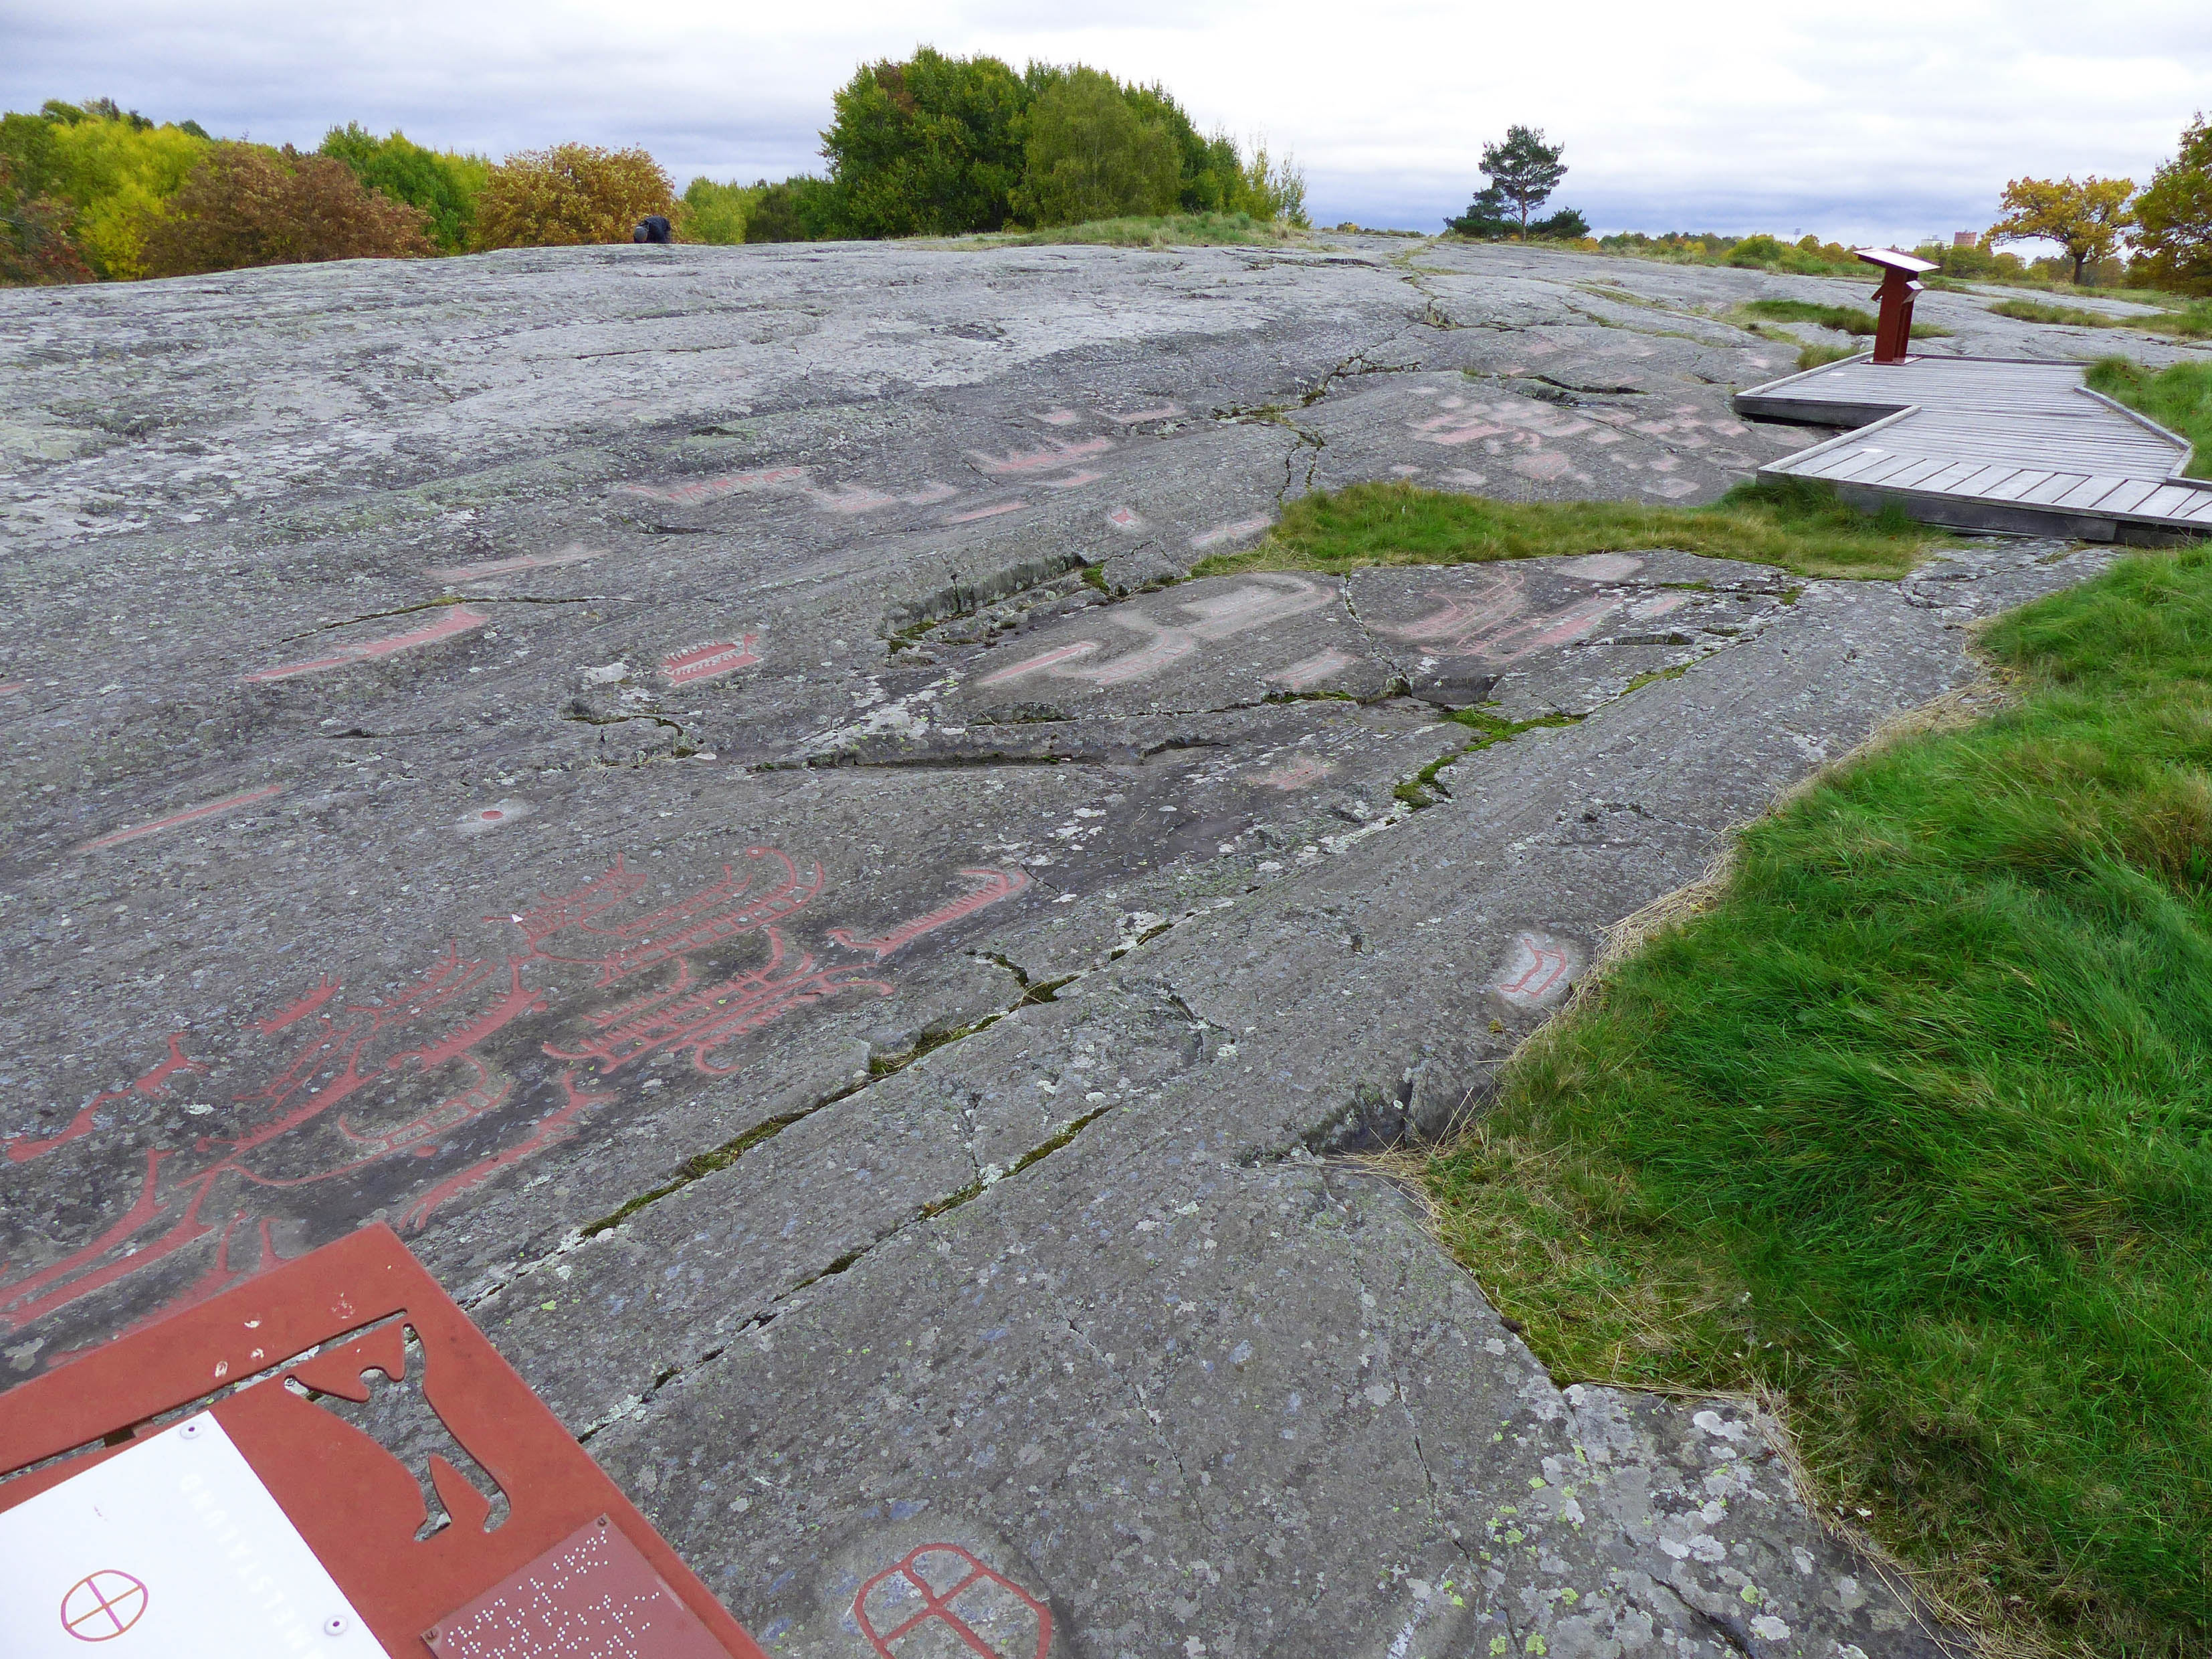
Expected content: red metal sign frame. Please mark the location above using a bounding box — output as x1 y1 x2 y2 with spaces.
0 1224 767 1659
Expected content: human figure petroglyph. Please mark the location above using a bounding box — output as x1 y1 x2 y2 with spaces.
0 848 1025 1343
977 575 1332 689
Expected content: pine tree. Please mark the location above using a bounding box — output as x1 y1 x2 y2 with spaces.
1479 125 1567 238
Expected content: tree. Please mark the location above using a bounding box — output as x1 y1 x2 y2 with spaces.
319 123 488 252
140 143 435 276
1479 124 1568 237
1988 175 2136 286
20 106 208 278
1446 183 1514 238
0 157 92 285
821 49 1029 237
743 175 844 243
682 177 761 245
1014 66 1181 227
2134 114 2212 296
472 144 675 250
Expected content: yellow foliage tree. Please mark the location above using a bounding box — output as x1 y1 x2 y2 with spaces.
47 116 207 278
1988 175 2136 286
471 144 676 250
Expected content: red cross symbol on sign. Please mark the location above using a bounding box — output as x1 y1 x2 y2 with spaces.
60 1572 148 1642
852 1544 1049 1659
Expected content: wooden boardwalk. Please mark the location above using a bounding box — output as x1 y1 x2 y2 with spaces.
1734 355 2212 542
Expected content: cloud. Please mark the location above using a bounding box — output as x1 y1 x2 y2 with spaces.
3 0 2206 238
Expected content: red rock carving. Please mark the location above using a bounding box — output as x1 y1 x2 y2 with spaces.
853 1543 1051 1659
5 1032 207 1164
79 784 285 852
828 868 1031 960
0 847 919 1344
660 636 761 686
242 608 487 684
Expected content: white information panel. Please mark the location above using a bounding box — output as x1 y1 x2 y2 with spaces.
0 1412 383 1658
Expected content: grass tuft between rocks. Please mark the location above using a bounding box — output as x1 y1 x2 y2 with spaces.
943 211 1300 250
1191 476 1946 583
1423 545 2212 1658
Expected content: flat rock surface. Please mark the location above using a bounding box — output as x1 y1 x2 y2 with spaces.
0 237 2138 1657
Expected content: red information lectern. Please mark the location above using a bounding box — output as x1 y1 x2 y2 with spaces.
0 1224 769 1659
1855 246 1939 364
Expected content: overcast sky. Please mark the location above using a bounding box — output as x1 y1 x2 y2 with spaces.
5 0 2207 243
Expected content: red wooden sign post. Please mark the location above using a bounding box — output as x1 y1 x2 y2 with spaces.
1856 247 1939 364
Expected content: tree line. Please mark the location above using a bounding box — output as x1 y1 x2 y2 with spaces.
0 53 1309 284
1981 116 2210 292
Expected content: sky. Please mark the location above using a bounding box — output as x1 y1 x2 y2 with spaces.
5 0 2209 245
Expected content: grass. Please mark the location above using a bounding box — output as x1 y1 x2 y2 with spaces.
947 211 1299 250
1422 546 2212 1657
1737 298 1952 339
1190 476 1948 584
1991 297 2212 340
2087 357 2212 479
1797 341 1859 371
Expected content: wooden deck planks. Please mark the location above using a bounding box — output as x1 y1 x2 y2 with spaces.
1736 357 2206 536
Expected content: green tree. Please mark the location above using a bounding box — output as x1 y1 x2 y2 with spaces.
1989 174 2137 285
2135 114 2212 296
1447 183 1514 237
1478 124 1568 237
1014 66 1180 227
318 123 488 252
742 175 845 242
821 48 1028 237
682 177 761 244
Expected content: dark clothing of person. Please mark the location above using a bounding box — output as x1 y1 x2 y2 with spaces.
633 216 672 244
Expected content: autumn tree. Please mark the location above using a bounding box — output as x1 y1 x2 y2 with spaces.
2134 114 2212 296
140 143 435 277
0 157 92 284
1479 125 1568 238
471 144 675 250
1988 175 2136 286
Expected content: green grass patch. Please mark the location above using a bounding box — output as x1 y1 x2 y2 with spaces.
1990 296 2122 328
1993 296 2212 342
948 211 1298 250
1738 298 1952 340
1796 341 1859 371
1424 546 2212 1656
2088 357 2212 479
1190 477 1944 584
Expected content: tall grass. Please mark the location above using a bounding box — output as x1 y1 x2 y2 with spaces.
2088 357 2212 478
1426 547 2212 1656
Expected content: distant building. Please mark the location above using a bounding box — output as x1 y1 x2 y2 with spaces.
1954 231 1978 248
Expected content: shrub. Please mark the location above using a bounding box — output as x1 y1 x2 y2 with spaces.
472 144 675 250
682 177 759 245
140 142 435 277
1530 205 1589 239
318 123 487 252
1015 66 1181 227
1726 232 1785 266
